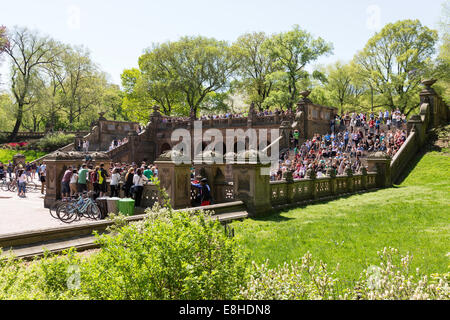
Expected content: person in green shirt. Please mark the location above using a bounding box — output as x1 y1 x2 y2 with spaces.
293 129 300 147
143 166 153 180
77 164 89 193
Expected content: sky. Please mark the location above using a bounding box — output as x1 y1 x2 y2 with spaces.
0 0 446 89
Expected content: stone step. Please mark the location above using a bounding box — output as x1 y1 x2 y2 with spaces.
1 234 98 260
0 201 249 260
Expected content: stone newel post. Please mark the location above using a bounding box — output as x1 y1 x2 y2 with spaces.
366 152 392 188
155 151 191 209
231 151 271 217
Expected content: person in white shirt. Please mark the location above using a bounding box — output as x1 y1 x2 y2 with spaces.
110 168 121 197
132 168 148 207
17 169 27 197
69 169 78 196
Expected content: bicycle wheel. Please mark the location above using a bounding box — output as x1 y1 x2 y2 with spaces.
26 182 38 193
87 203 102 220
56 202 79 223
8 182 17 192
49 201 61 219
0 181 9 191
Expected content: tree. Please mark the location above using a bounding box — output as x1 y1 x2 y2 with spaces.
139 36 239 118
3 27 61 140
263 25 333 110
233 32 279 111
354 19 438 115
434 0 450 102
0 25 8 79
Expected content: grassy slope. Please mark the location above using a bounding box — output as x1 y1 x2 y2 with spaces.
232 150 450 281
0 149 47 163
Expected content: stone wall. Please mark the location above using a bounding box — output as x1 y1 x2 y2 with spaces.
390 80 449 183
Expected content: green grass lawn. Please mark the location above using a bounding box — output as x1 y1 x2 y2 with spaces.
0 149 47 163
232 150 450 282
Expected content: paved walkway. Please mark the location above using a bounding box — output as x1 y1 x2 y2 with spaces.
0 179 89 236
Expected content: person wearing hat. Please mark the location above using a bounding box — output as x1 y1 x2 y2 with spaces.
191 178 212 207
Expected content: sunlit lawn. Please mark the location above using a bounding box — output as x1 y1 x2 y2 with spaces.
0 149 47 163
232 150 450 281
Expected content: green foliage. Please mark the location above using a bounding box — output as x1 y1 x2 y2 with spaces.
136 36 239 118
0 209 249 299
232 32 279 110
0 149 47 163
35 132 75 152
263 25 333 110
232 150 450 281
353 19 438 115
241 248 449 300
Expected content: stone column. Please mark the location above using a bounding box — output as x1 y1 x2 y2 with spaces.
366 152 392 188
155 152 191 209
43 151 112 208
231 154 271 217
361 166 368 190
306 168 317 199
345 166 354 193
13 153 26 167
327 168 337 195
282 170 294 203
419 79 439 128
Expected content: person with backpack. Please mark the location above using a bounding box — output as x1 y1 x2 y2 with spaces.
77 164 89 193
97 163 109 197
91 166 100 198
191 178 212 207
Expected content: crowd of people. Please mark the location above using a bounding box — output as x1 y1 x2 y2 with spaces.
0 161 47 197
271 110 408 181
159 108 295 123
59 161 159 207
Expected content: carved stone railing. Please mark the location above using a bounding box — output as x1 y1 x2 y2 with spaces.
269 172 378 208
141 183 160 208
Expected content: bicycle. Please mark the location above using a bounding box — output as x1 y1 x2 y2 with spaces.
56 192 101 223
0 177 11 192
49 196 74 220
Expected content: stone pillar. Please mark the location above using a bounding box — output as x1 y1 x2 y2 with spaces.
13 153 26 167
361 166 368 190
43 151 112 208
345 166 354 193
282 170 294 203
155 152 191 209
306 168 317 199
366 152 392 188
232 156 271 217
279 121 292 150
327 168 337 195
419 79 439 128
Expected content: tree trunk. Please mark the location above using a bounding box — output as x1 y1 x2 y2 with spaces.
9 103 24 142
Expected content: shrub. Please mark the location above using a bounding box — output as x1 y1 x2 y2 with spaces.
80 209 249 299
36 132 75 152
239 247 449 300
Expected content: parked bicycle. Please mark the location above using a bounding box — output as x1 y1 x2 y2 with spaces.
55 192 102 223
